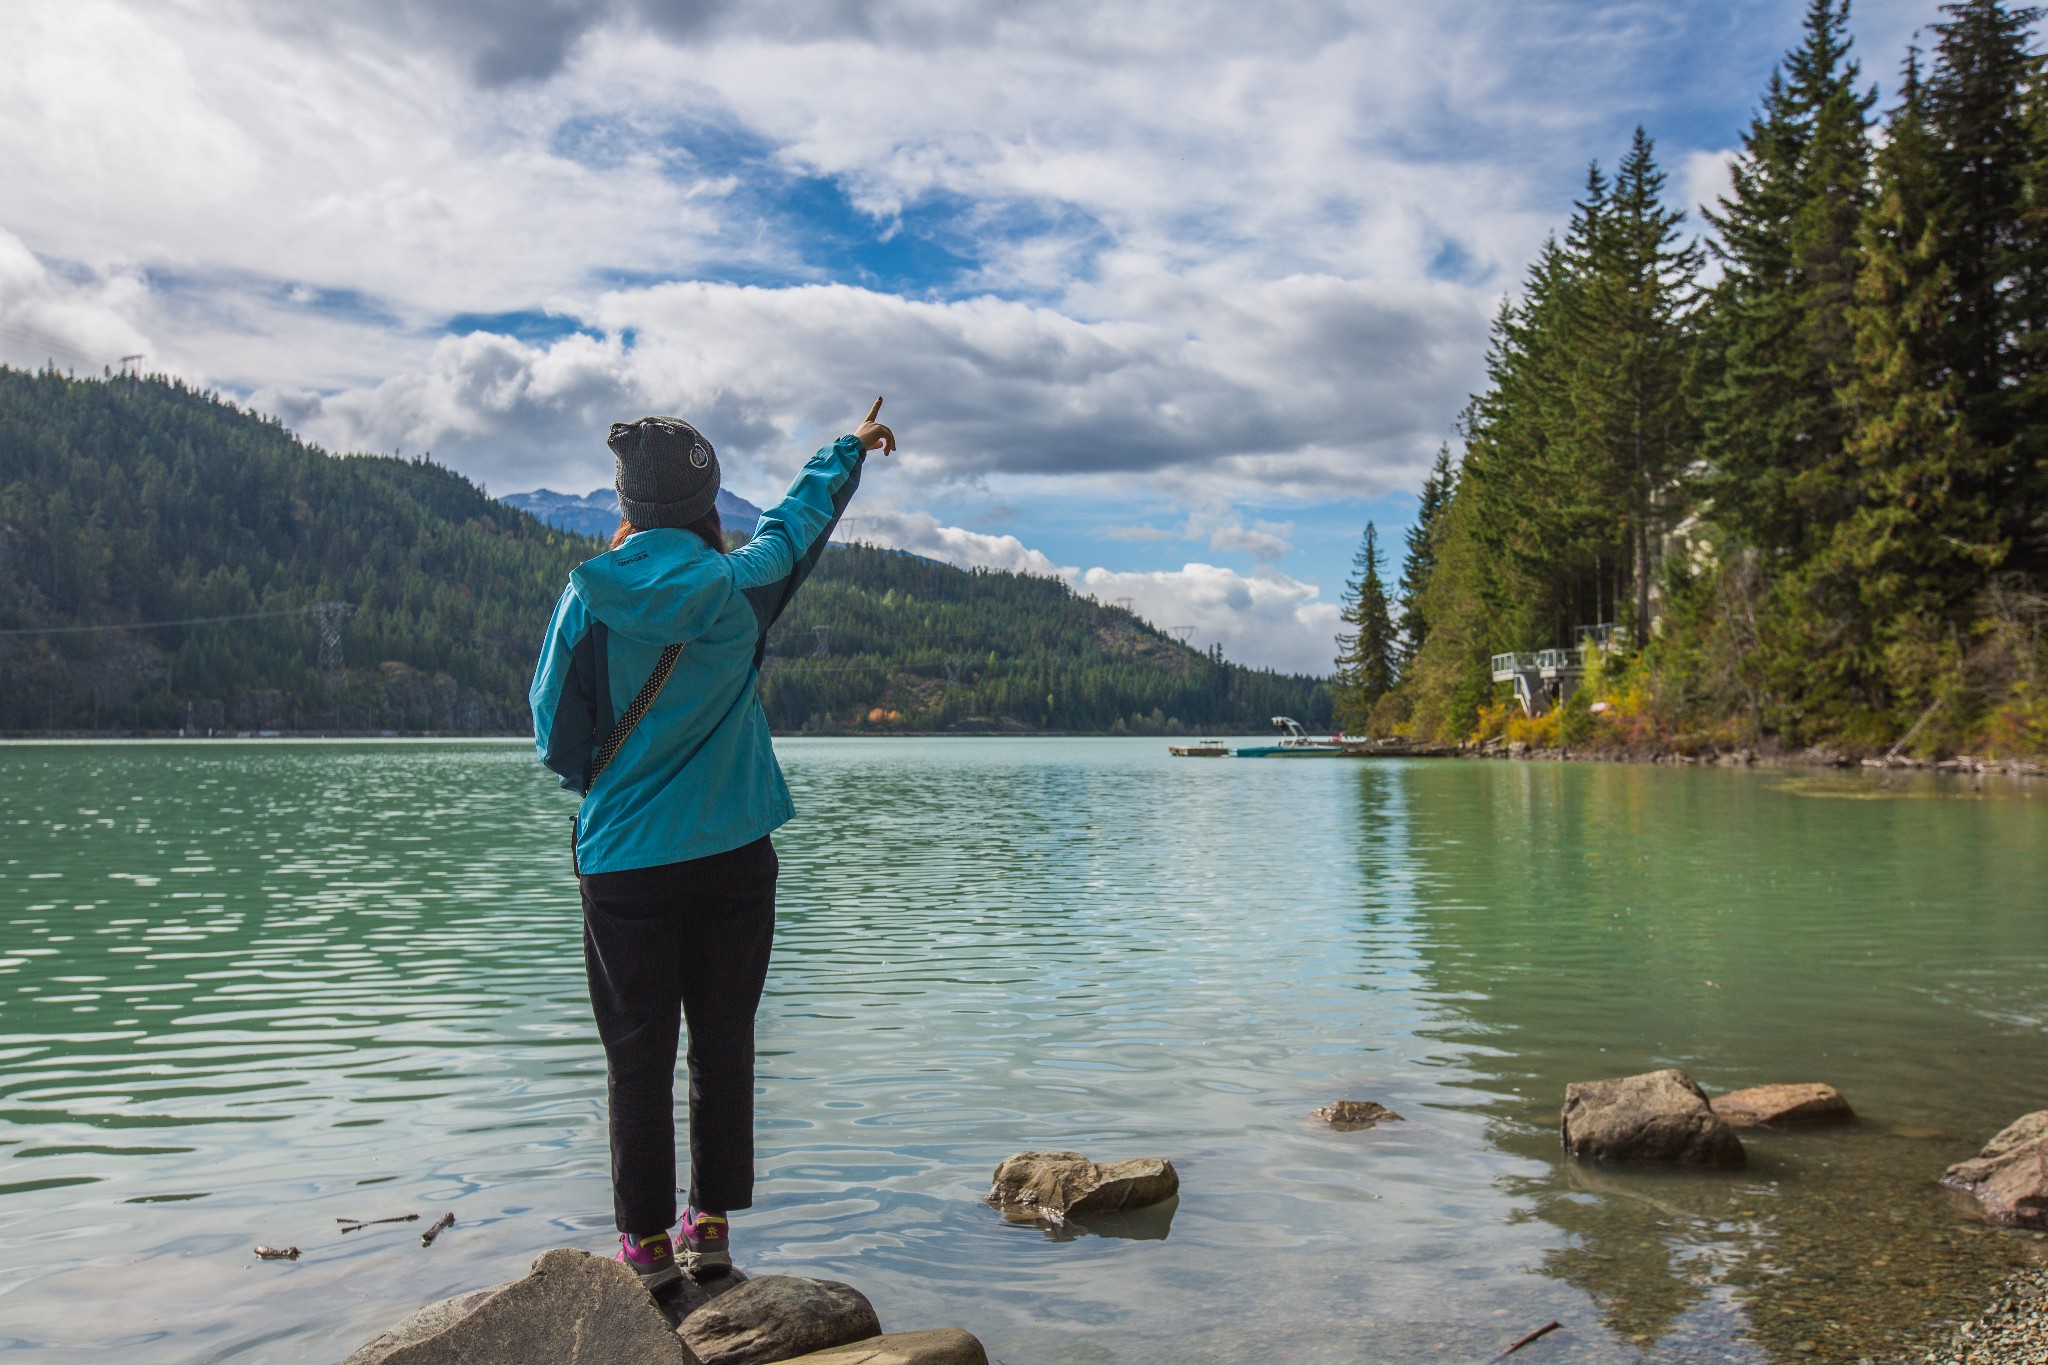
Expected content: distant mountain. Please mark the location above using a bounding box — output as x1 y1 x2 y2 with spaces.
502 486 766 540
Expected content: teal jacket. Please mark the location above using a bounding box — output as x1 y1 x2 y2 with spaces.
530 435 866 873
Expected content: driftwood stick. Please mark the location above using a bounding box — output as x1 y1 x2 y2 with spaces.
421 1212 456 1246
1489 1321 1563 1362
338 1213 420 1232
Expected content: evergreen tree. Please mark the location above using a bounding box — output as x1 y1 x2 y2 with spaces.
1568 128 1706 634
1702 0 1875 557
1927 0 2041 405
1831 52 2005 671
1398 444 1456 666
1333 523 1398 732
1924 0 2048 572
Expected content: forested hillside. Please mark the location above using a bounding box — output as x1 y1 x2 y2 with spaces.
0 369 1328 734
0 368 590 731
1355 0 2048 760
761 545 1332 732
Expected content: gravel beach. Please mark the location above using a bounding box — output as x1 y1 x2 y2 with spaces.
1907 1267 2048 1365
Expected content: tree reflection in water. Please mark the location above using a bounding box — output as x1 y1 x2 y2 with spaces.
1370 760 2047 1360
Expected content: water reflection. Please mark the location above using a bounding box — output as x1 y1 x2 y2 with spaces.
995 1197 1181 1242
1385 760 2048 1359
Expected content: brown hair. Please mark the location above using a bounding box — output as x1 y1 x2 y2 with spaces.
611 505 724 552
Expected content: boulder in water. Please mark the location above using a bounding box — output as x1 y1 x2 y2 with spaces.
1560 1069 1745 1167
677 1275 881 1365
1942 1111 2048 1227
984 1151 1179 1222
1709 1083 1854 1128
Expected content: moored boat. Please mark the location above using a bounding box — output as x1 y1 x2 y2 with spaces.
1168 740 1231 757
1234 716 1345 757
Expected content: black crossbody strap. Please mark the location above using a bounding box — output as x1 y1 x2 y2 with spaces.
585 642 683 792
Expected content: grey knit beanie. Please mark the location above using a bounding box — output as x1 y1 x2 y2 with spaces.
608 416 720 529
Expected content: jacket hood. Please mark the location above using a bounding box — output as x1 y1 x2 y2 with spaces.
569 529 727 646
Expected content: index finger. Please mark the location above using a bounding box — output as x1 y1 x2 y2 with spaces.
864 396 884 424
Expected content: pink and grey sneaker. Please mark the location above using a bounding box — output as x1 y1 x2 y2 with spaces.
680 1208 732 1279
616 1230 682 1292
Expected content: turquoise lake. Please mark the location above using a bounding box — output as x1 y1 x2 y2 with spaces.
0 738 2043 1363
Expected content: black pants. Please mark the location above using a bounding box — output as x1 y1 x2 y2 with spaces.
579 835 777 1234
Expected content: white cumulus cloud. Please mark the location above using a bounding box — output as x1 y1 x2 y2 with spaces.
828 510 1338 675
1078 563 1340 677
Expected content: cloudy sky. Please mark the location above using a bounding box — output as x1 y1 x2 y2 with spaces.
2 0 1935 672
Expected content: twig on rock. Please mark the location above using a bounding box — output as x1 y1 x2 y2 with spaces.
1488 1321 1562 1361
421 1212 455 1246
253 1245 300 1260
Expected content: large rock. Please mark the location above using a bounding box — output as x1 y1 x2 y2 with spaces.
1709 1083 1854 1128
775 1330 989 1365
653 1267 751 1328
984 1151 1179 1222
678 1276 881 1365
1942 1111 2048 1227
340 1288 508 1365
1981 1111 2048 1158
1560 1069 1746 1167
340 1248 690 1365
1310 1100 1404 1131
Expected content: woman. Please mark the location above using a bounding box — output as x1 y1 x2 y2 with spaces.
530 399 896 1289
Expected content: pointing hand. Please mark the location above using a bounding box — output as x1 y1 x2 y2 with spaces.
854 396 896 455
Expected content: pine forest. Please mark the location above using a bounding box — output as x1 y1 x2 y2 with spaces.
1339 0 2048 762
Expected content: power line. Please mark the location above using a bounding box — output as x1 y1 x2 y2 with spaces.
0 603 340 637
0 320 120 371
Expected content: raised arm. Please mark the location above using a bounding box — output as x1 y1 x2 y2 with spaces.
727 398 896 662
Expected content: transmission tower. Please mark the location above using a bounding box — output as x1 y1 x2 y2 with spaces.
1113 597 1135 613
812 625 832 658
313 602 353 673
1169 625 1196 645
944 655 963 684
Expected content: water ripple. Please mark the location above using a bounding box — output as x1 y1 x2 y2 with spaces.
0 741 2042 1363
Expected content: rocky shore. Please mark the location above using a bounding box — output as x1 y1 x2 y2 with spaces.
340 1249 989 1365
336 1150 1185 1364
1901 1266 2048 1365
1466 737 2047 777
331 1096 2048 1363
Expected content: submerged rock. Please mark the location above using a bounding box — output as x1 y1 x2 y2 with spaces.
1709 1083 1854 1128
775 1329 990 1365
1560 1069 1745 1167
985 1150 1179 1222
1942 1110 2048 1227
1310 1100 1404 1131
677 1275 881 1365
339 1248 689 1364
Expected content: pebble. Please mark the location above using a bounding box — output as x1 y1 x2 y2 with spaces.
1906 1266 2048 1365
